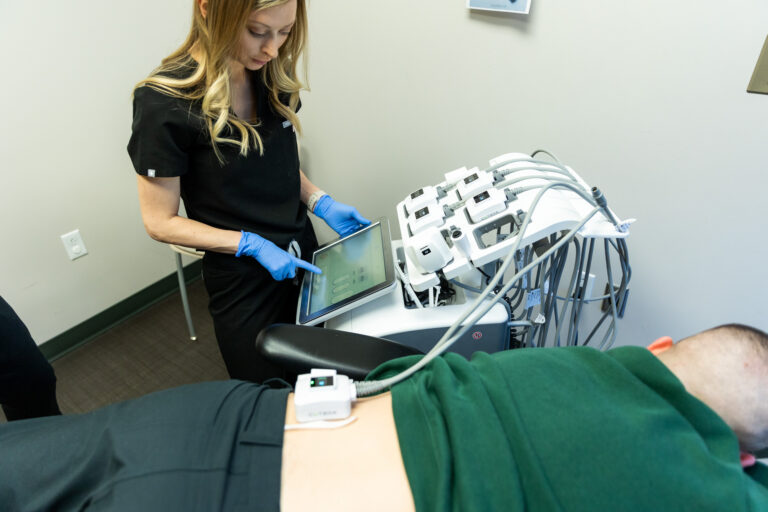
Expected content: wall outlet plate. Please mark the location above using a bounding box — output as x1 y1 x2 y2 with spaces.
61 229 88 260
747 35 768 95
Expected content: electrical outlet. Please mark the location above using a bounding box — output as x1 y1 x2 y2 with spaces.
573 272 596 300
601 283 629 318
60 229 88 260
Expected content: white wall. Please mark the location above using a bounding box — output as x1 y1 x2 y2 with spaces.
1 1 766 347
300 1 768 346
0 1 191 342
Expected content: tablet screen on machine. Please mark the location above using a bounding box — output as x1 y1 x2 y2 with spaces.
297 218 396 326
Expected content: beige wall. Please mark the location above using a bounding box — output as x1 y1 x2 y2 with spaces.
1 1 766 346
0 1 191 342
300 1 768 346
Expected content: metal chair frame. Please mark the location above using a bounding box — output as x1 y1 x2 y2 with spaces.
169 244 205 341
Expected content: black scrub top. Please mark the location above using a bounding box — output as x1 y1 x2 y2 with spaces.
127 65 308 247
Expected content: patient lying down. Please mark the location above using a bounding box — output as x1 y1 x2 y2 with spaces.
1 324 767 511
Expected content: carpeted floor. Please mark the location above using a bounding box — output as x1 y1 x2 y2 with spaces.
1 279 228 421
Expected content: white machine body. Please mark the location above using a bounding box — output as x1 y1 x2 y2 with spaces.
406 203 445 235
326 277 510 358
300 150 634 363
407 227 454 273
404 185 440 214
466 187 507 223
456 168 494 199
399 152 632 292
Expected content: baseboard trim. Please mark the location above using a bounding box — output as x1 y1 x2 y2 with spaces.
39 260 204 361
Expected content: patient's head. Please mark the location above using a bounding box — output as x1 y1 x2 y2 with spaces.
656 323 768 453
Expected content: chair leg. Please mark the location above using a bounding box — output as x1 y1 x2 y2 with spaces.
175 252 197 341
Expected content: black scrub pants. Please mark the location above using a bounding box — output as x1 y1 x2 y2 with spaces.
0 296 61 421
202 225 318 383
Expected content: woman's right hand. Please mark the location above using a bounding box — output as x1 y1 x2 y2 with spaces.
236 232 321 281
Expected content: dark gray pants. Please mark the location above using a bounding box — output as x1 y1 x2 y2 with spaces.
0 380 289 511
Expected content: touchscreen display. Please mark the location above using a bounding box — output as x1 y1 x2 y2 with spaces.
308 224 387 315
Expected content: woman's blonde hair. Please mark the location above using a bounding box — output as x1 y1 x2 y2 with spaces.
134 0 307 162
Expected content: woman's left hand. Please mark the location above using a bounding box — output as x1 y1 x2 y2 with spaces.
313 195 371 238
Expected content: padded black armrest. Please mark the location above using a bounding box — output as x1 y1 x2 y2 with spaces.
255 324 423 381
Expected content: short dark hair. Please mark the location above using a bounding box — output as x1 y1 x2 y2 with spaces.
706 323 768 354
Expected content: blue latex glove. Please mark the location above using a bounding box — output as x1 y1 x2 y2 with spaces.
313 195 371 238
236 231 321 281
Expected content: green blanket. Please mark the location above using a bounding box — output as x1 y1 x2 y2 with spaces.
369 346 768 511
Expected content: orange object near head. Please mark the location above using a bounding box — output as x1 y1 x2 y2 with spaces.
647 336 674 356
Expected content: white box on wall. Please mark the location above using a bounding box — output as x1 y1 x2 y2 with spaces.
468 0 531 14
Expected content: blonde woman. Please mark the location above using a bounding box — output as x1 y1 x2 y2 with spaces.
128 0 369 382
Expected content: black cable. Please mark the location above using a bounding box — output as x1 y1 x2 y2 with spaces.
530 149 561 162
538 236 569 347
507 248 530 312
569 238 595 346
599 239 619 349
477 267 492 283
566 237 588 346
540 246 562 348
554 237 581 347
535 234 562 347
539 236 566 346
528 257 547 347
582 309 611 346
